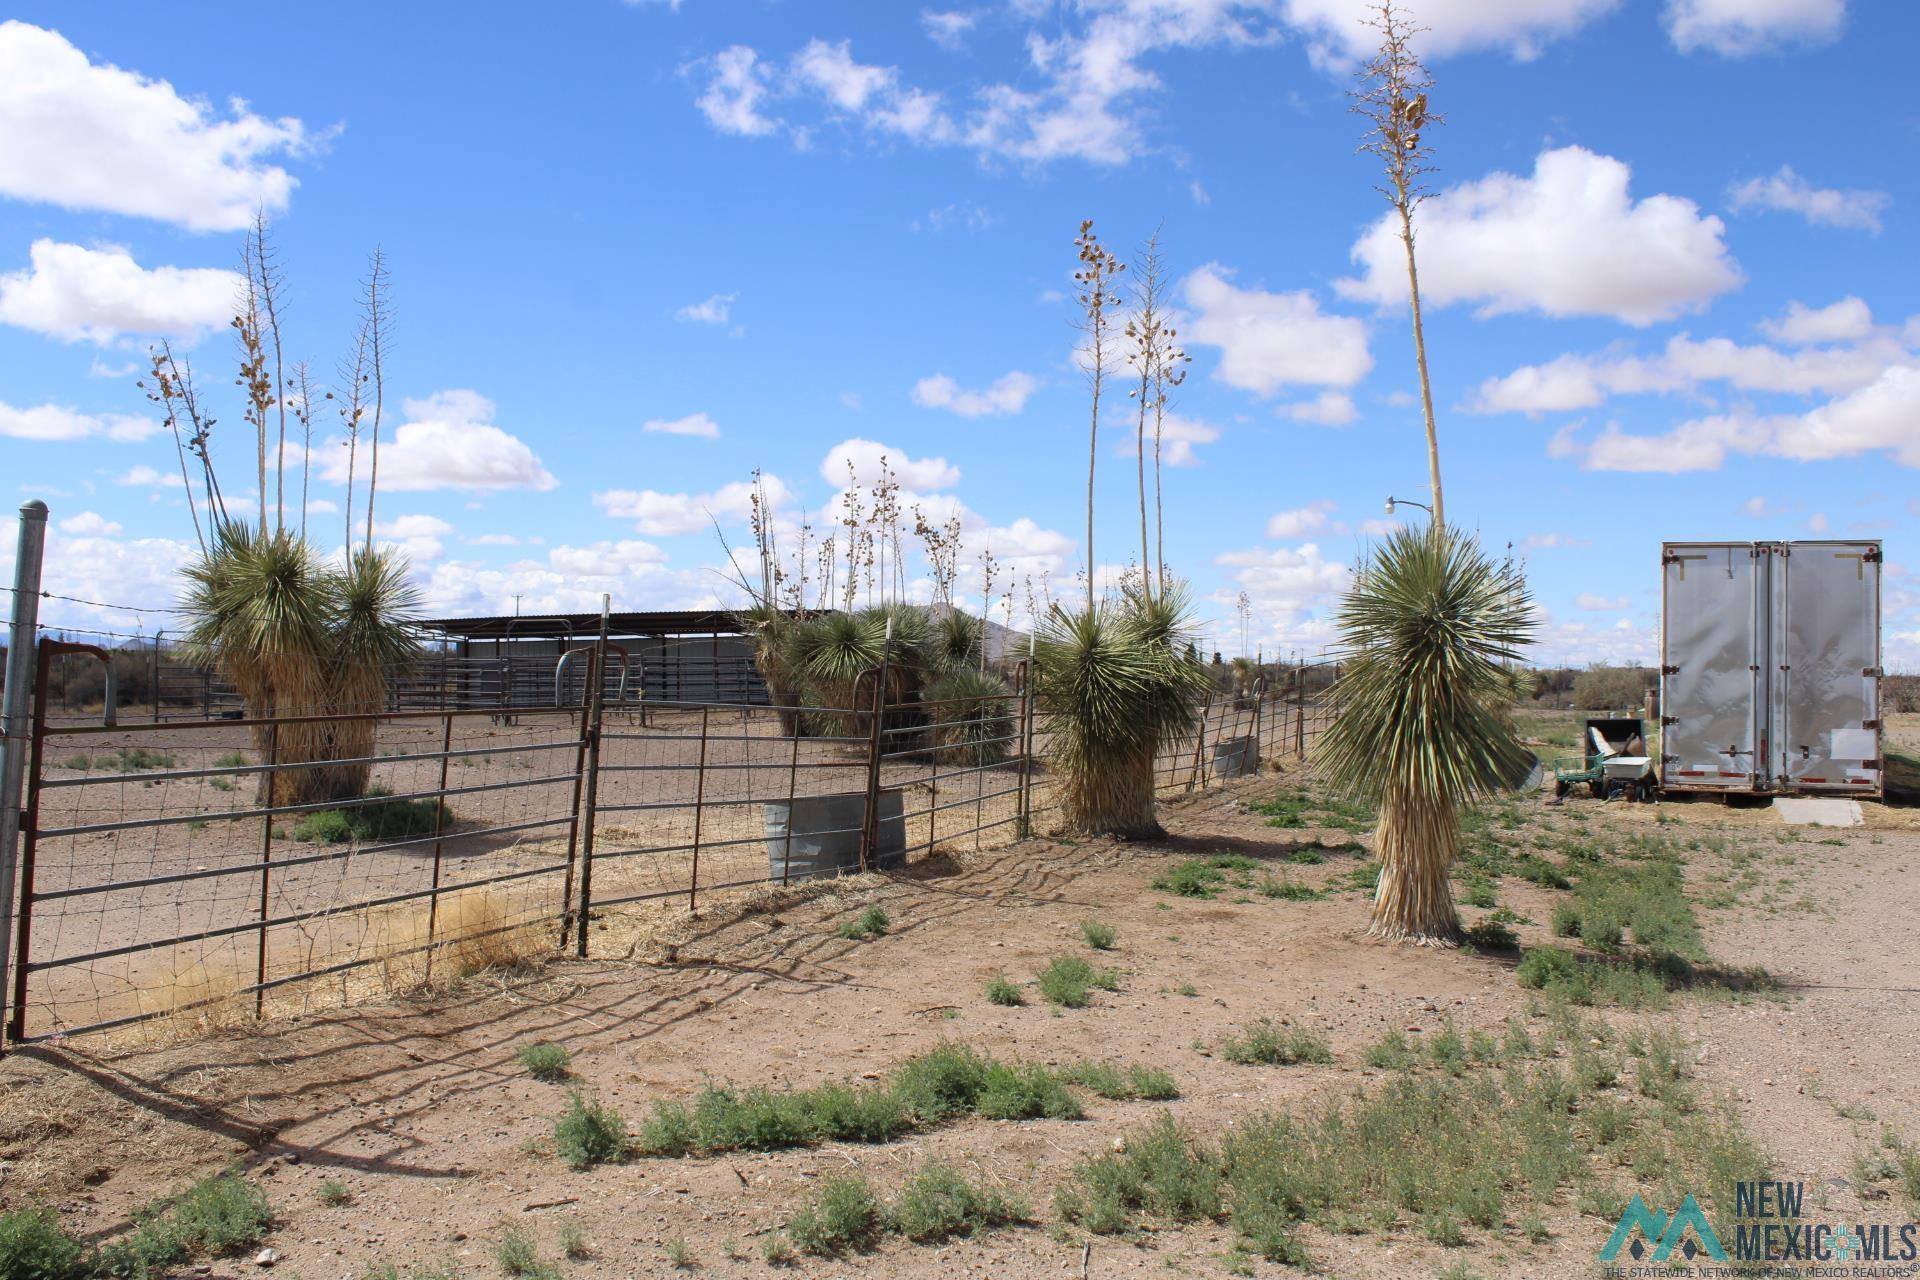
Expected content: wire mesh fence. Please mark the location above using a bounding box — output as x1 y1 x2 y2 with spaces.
3 639 1341 1046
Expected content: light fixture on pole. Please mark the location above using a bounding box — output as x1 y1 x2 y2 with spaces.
1384 495 1432 518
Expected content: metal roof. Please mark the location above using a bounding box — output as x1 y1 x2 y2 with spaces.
414 609 751 639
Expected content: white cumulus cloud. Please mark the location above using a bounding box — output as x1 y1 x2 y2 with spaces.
0 21 307 231
1664 0 1846 56
1339 146 1741 326
1729 165 1888 233
911 371 1038 418
320 390 556 493
821 438 960 491
595 474 793 537
643 412 721 439
1182 264 1372 397
675 292 737 324
0 399 158 442
1759 297 1874 345
58 511 122 536
1266 500 1339 539
0 240 242 344
1281 0 1619 63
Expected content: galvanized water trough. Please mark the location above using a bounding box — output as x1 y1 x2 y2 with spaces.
764 788 907 882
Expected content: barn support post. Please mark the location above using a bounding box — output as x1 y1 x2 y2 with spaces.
0 500 46 1049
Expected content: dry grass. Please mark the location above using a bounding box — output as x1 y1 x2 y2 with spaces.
134 957 250 1042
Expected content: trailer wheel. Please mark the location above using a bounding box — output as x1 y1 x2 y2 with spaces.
1637 778 1657 803
1589 780 1607 800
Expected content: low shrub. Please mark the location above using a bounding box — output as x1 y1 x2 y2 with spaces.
836 905 890 940
790 1175 886 1257
984 974 1024 1006
1062 1061 1179 1101
0 1208 86 1280
515 1041 571 1083
1036 954 1119 1008
292 788 449 844
1219 1019 1332 1067
1080 920 1117 950
554 1091 628 1169
889 1164 1029 1242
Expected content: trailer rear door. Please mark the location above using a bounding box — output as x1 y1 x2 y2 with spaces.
1660 543 1764 791
1775 540 1882 796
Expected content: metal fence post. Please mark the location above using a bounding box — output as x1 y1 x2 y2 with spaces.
1016 665 1035 838
575 602 611 956
255 720 279 1018
422 711 455 982
859 658 887 872
687 705 710 911
558 655 597 951
1295 668 1306 758
7 643 51 1044
0 500 46 1048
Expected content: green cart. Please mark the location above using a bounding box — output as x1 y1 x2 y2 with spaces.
1551 717 1653 802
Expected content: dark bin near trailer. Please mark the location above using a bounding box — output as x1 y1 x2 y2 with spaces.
1212 735 1257 779
765 788 907 882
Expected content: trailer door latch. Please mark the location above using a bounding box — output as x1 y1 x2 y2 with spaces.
1661 665 1678 675
1661 716 1677 727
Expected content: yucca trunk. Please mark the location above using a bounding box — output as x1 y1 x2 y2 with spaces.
320 663 387 801
1059 742 1161 839
1370 784 1460 943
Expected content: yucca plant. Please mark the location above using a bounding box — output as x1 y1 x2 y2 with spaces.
181 522 418 804
181 523 335 804
786 611 885 714
323 547 422 795
1314 527 1534 943
926 608 983 675
922 667 1015 765
1033 587 1209 839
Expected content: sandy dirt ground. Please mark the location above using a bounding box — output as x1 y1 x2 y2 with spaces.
4 716 1919 1280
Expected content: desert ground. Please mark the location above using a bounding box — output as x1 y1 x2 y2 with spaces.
2 710 1917 1279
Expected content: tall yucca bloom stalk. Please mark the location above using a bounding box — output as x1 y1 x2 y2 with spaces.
1034 586 1210 839
1315 527 1533 943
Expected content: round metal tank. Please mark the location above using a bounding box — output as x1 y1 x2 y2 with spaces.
1212 735 1258 779
764 788 907 882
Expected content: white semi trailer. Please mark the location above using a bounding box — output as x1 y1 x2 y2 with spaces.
1659 540 1883 799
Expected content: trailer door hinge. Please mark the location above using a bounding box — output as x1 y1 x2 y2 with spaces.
1865 759 1883 770
1864 666 1883 678
1865 546 1883 563
1863 719 1880 730
1661 716 1677 727
1661 664 1678 675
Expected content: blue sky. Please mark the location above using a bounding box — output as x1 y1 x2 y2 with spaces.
0 0 1915 667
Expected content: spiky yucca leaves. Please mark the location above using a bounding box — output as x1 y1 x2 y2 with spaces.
1034 587 1209 839
181 524 334 803
923 667 1015 765
1315 527 1534 944
788 611 883 699
181 523 419 805
927 608 984 674
324 548 422 796
740 603 806 735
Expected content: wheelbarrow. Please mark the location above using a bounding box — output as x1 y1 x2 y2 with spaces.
1551 717 1654 802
